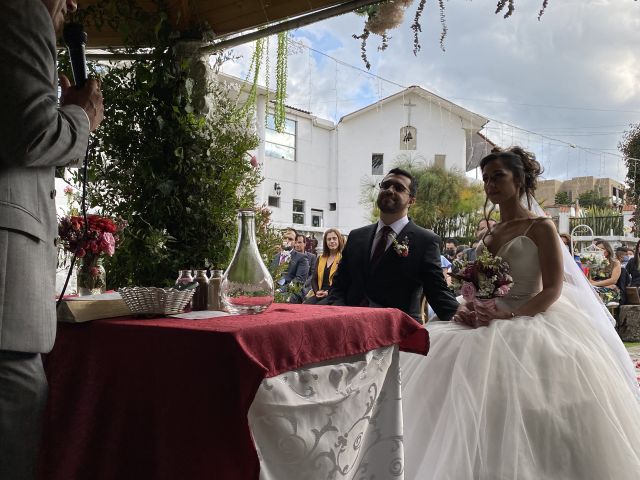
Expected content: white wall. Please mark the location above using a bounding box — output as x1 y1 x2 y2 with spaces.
256 90 479 235
334 95 469 233
261 109 333 231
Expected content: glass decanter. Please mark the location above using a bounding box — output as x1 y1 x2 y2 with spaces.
220 209 274 314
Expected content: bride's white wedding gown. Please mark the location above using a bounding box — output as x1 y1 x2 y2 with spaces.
401 235 640 479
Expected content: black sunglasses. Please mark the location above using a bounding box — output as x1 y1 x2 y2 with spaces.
379 180 410 194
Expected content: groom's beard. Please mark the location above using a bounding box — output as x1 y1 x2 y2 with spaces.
377 192 406 214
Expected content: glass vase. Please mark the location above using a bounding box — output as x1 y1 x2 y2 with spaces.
77 255 106 296
221 209 274 314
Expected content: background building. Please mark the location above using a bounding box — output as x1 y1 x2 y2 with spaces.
537 176 625 208
238 77 489 236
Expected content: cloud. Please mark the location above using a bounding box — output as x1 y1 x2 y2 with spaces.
221 0 640 183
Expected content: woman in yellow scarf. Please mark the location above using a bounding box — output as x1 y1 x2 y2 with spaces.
304 228 344 305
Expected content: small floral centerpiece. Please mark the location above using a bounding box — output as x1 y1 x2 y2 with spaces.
450 249 514 302
58 214 125 295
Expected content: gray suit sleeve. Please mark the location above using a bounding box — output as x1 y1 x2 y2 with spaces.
0 1 89 169
294 256 310 284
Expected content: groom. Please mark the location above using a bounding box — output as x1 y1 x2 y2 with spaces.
327 168 459 323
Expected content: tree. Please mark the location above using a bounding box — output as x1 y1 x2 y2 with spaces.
620 123 640 234
554 191 570 205
578 190 608 209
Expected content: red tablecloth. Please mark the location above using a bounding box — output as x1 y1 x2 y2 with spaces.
38 304 428 480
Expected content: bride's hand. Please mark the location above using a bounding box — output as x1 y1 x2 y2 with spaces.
452 305 478 327
474 303 512 325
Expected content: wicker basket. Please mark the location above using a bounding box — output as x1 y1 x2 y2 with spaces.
118 287 195 315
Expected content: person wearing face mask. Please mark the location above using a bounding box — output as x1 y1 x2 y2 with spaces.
616 246 630 268
270 228 309 288
624 242 640 288
443 238 458 263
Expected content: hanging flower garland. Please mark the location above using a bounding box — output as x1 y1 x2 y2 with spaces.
354 0 552 70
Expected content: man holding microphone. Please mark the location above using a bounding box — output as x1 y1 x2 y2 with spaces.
0 1 104 478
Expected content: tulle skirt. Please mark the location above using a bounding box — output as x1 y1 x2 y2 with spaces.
401 293 640 480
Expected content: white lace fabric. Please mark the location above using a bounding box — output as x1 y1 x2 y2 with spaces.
249 345 404 479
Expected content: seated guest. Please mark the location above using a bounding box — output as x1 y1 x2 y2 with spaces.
294 233 316 284
440 254 452 285
559 233 572 252
443 238 458 263
616 246 630 268
589 240 621 304
304 228 344 305
465 218 496 262
626 242 640 287
270 228 309 288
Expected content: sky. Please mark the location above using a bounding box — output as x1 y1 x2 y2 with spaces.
221 0 640 184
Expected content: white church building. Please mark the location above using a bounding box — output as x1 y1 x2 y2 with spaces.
230 75 490 236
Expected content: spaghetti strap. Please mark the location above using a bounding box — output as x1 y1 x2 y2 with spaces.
523 217 548 237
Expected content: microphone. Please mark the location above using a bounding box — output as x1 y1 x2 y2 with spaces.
63 22 88 88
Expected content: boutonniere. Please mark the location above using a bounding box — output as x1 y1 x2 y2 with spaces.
391 235 409 257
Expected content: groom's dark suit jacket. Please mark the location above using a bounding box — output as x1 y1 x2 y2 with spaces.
328 220 459 322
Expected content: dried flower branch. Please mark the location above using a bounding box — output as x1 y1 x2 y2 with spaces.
353 0 553 69
411 0 426 55
352 28 372 70
538 0 549 20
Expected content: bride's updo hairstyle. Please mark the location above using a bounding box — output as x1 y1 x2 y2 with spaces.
479 146 544 227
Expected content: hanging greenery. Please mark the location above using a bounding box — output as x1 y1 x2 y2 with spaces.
64 0 264 287
354 0 552 69
239 32 290 133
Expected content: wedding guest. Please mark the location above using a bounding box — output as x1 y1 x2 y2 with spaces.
304 228 344 305
455 245 468 260
590 240 621 304
294 233 316 284
0 1 104 478
401 146 640 479
626 242 640 287
616 246 629 268
559 233 572 251
270 228 309 287
465 218 496 261
443 238 458 262
440 254 452 285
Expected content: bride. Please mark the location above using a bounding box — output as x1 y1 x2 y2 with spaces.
401 146 640 479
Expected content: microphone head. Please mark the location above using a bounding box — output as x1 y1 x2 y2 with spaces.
63 22 87 47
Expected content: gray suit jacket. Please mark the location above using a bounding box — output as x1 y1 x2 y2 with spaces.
0 1 89 352
271 250 310 285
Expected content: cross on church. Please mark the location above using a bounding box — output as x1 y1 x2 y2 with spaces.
403 99 416 126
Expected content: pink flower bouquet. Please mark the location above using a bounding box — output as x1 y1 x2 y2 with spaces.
450 249 513 301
